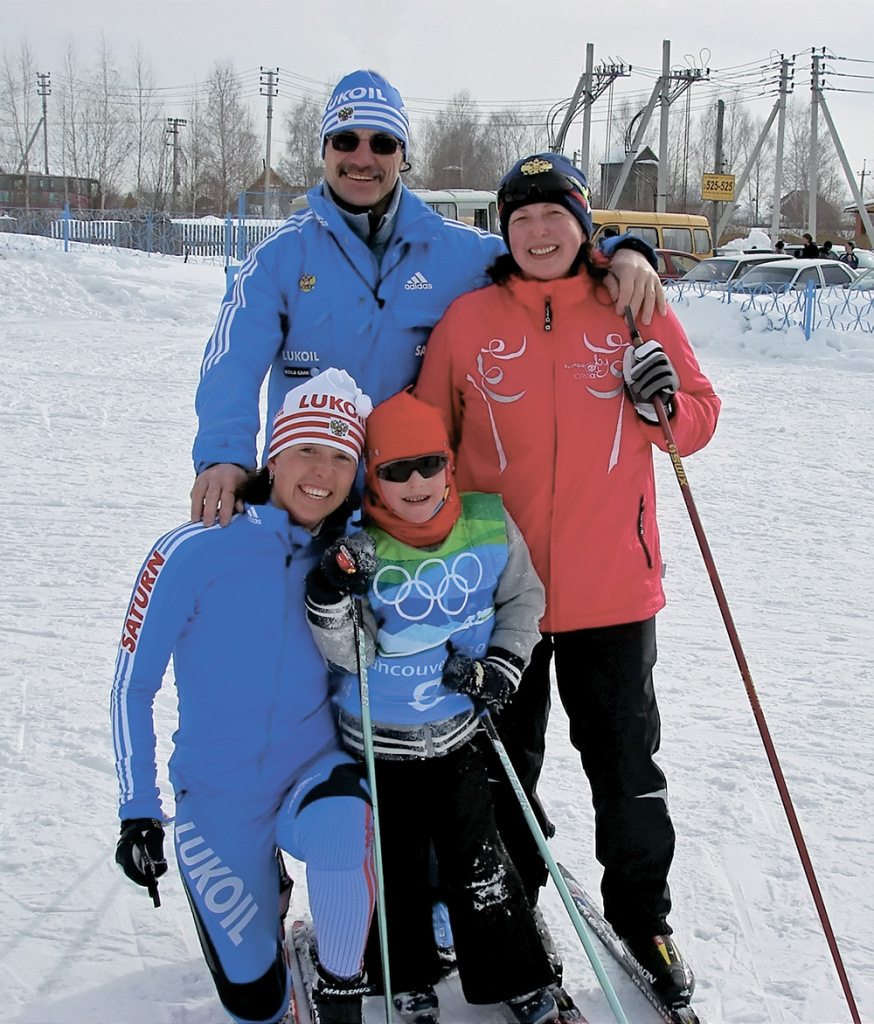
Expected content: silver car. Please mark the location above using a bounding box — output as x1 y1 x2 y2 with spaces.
680 252 790 289
735 258 857 293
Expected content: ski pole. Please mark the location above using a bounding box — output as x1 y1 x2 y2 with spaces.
480 712 629 1024
624 306 862 1024
142 854 161 908
351 595 394 1024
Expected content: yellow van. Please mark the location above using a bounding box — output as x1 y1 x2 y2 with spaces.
591 210 713 258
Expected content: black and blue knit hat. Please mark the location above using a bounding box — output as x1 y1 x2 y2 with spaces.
497 153 593 246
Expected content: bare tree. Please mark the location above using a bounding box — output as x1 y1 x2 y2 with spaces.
128 43 169 207
201 60 259 213
56 43 83 181
278 93 325 192
0 39 40 172
418 91 501 190
484 108 548 178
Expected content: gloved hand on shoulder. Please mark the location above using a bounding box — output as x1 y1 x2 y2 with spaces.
115 818 168 888
441 645 522 714
623 339 679 423
306 534 378 607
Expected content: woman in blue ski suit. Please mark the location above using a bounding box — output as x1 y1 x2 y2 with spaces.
112 370 377 1024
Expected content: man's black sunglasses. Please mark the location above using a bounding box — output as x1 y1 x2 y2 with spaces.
376 454 448 484
327 132 402 156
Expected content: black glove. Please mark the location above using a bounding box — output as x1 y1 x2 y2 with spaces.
623 340 679 423
306 534 378 606
441 647 516 714
116 818 168 888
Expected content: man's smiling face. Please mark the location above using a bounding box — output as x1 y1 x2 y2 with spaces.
323 128 404 212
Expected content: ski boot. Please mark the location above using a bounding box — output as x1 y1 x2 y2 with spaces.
311 965 369 1024
529 905 584 1021
621 933 695 1007
505 987 559 1024
393 986 440 1024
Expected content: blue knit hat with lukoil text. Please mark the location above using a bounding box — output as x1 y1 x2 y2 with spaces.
320 70 410 156
497 153 593 246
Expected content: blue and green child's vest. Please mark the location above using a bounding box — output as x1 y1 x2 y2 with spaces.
334 492 509 727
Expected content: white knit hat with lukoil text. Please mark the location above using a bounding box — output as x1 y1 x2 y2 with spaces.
268 368 373 463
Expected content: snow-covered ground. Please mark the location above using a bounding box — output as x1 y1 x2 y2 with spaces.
1 234 871 1024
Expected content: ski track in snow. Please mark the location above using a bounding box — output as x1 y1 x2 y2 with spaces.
0 237 871 1024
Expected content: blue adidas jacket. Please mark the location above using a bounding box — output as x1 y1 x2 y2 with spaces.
193 184 506 473
111 503 341 821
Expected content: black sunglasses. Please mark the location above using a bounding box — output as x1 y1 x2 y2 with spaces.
376 454 448 484
327 132 402 156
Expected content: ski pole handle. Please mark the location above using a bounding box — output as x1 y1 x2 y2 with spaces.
141 850 161 908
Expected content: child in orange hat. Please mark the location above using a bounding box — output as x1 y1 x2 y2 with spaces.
304 389 562 1024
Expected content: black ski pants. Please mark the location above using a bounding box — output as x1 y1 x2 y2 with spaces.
363 740 553 1005
490 617 676 941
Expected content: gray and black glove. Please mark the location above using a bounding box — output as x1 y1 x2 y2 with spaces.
441 646 523 714
306 534 378 609
116 817 167 888
623 339 679 423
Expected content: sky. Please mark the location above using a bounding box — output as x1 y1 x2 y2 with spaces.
0 230 871 1023
2 0 874 200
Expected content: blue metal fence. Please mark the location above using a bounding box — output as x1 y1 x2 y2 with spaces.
665 278 874 336
0 204 289 265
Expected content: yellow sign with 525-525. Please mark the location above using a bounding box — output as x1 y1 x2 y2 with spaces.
702 173 736 202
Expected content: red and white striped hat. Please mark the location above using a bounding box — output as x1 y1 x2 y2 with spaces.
268 368 373 463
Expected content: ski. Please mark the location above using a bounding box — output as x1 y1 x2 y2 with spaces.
287 919 315 1024
557 863 701 1024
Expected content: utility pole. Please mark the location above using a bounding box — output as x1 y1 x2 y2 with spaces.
770 57 793 245
859 159 867 199
548 45 630 175
260 67 279 217
36 72 51 174
808 49 823 239
710 100 725 241
608 40 707 211
166 118 187 212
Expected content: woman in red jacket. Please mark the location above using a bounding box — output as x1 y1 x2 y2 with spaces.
415 153 720 1011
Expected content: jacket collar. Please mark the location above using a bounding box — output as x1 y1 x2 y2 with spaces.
306 182 446 244
503 270 597 310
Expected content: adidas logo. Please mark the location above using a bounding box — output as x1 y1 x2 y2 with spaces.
404 271 433 291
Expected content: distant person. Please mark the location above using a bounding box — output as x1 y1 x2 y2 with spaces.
112 370 377 1024
819 240 838 260
800 233 820 259
774 240 785 253
839 241 859 270
188 68 665 529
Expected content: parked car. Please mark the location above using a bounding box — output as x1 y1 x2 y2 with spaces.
735 258 858 293
655 249 700 281
680 252 790 289
848 248 874 270
845 267 874 291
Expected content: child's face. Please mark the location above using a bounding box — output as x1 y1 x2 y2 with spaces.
377 454 448 524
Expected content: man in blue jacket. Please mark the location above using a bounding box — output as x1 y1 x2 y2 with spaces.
190 69 664 528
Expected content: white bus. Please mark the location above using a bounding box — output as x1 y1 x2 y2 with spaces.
288 187 499 234
412 189 499 234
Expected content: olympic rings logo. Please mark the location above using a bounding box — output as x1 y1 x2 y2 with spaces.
373 553 484 622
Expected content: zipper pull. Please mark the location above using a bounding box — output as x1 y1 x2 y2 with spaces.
544 299 552 332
